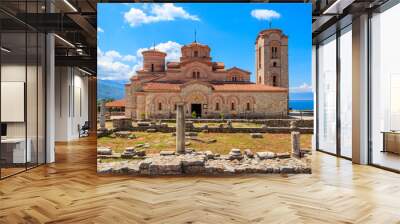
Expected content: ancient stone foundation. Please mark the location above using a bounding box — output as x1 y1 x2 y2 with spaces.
97 149 312 176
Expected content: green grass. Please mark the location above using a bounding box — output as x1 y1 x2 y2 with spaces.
98 132 312 155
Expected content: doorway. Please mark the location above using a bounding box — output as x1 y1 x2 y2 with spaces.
191 104 202 118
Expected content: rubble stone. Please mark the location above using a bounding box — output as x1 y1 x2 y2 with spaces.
256 151 276 160
244 149 254 158
160 151 175 156
97 147 112 155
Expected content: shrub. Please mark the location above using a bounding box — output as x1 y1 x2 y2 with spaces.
140 112 146 120
191 111 197 119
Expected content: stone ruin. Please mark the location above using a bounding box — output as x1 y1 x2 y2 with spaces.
97 104 312 176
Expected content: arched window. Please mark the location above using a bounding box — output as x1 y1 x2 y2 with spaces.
246 102 250 111
273 62 277 67
271 47 278 59
215 102 220 111
192 70 200 79
258 47 261 68
273 76 277 87
158 102 162 111
151 64 154 72
232 75 237 82
174 104 177 111
231 102 235 111
194 51 198 57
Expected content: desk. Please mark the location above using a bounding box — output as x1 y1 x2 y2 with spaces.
1 138 31 163
382 131 400 155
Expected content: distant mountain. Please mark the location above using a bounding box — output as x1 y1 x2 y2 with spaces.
289 92 313 101
97 79 127 100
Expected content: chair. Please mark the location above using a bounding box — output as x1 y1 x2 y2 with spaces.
79 121 90 138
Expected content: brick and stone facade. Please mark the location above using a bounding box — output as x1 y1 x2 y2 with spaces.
125 29 289 119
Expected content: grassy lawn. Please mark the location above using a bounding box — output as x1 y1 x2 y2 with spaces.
97 132 312 155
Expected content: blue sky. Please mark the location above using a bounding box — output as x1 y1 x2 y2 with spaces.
98 3 312 93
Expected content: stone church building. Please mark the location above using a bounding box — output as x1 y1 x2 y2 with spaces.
125 28 289 119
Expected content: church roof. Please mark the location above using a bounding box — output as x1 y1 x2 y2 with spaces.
105 99 126 108
142 82 287 92
182 41 210 49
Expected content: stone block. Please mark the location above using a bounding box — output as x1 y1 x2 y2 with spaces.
280 166 295 174
139 158 152 174
146 128 157 133
124 147 135 153
228 154 243 161
121 153 135 159
113 118 133 130
256 151 276 160
137 121 151 127
181 155 206 167
160 151 175 156
149 156 182 175
204 151 214 160
183 165 206 174
97 147 112 155
277 152 291 159
136 150 146 157
244 149 254 158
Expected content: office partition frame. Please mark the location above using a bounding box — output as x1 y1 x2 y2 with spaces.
0 0 48 180
314 0 400 173
314 15 353 161
367 0 400 173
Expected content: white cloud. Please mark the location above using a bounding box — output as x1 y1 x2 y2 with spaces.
98 48 136 80
251 9 281 21
97 27 104 33
290 83 313 93
98 41 182 81
124 3 199 27
122 55 136 62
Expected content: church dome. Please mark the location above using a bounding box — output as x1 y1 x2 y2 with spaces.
180 41 211 62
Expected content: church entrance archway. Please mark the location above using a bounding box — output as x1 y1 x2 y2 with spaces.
191 104 202 118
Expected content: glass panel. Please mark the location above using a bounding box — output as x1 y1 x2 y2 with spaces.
38 32 45 165
1 30 27 177
317 35 337 154
371 4 400 171
27 30 38 169
339 26 352 158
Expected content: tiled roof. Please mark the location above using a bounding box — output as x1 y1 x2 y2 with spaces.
142 82 287 92
105 99 126 108
213 84 287 92
143 83 181 91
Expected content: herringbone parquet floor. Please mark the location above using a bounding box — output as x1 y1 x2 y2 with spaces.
1 137 400 224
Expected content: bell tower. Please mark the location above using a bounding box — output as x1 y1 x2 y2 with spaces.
255 29 288 88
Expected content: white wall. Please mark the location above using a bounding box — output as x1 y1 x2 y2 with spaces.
54 67 89 141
